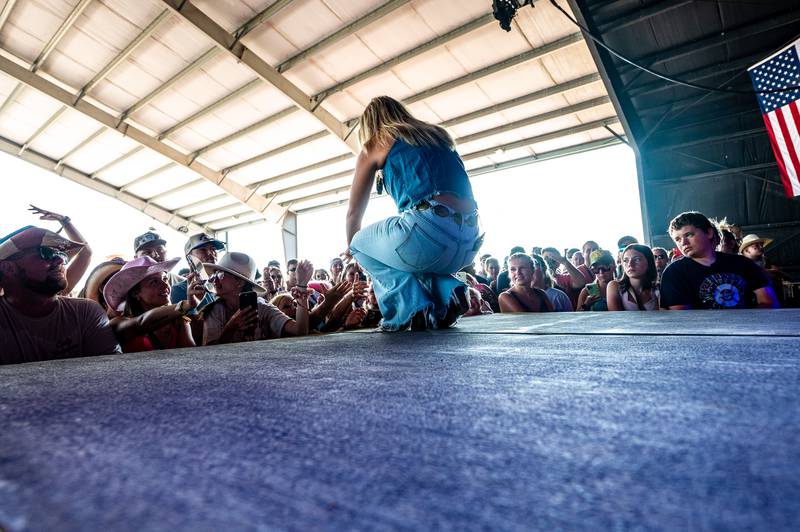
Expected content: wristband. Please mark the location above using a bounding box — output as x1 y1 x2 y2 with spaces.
60 216 71 226
175 301 190 316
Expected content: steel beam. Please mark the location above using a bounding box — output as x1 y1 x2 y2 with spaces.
223 130 330 174
249 153 354 193
454 96 610 145
175 193 228 214
596 0 691 33
119 162 177 192
0 52 288 223
76 9 171 103
32 0 94 71
187 200 244 222
0 0 18 33
234 0 294 42
266 169 352 201
618 10 800 77
90 146 145 178
56 126 106 167
314 12 495 103
191 106 297 159
0 133 206 234
161 0 360 154
157 78 261 140
277 0 411 73
18 105 68 154
197 207 254 227
441 73 601 127
403 33 583 107
120 47 219 122
461 116 619 161
652 162 778 185
274 117 619 209
0 0 93 117
651 127 766 153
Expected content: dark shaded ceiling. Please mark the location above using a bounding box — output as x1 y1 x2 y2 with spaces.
566 0 800 274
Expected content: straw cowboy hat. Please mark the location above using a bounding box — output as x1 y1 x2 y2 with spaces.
82 258 126 306
203 252 265 295
739 234 773 254
103 256 180 312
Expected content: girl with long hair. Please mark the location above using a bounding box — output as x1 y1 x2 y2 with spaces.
607 244 660 311
345 96 481 331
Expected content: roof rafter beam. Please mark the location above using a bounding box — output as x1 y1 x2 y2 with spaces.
454 96 610 145
0 133 206 234
250 153 354 193
175 193 228 214
0 0 18 33
120 46 219 122
191 106 297 160
160 0 359 154
119 162 177 192
441 73 601 127
223 130 330 175
233 0 294 42
596 0 691 33
0 51 288 223
403 33 583 107
314 12 495 103
76 9 171 103
21 10 173 159
618 10 800 77
0 0 92 116
276 0 411 74
276 117 619 207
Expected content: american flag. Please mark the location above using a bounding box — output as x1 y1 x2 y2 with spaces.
748 38 800 197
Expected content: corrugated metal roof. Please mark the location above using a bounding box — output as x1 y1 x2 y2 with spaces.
0 0 619 234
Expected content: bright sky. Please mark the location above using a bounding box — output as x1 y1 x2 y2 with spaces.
3 143 642 288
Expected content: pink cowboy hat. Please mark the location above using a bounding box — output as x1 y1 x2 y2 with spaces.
103 256 180 312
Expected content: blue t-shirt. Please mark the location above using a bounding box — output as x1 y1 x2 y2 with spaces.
382 139 474 212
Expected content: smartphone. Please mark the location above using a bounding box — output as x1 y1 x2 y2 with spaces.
239 291 258 311
586 283 601 298
187 254 206 279
357 271 367 282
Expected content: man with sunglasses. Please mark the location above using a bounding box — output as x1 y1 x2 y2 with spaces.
170 233 225 315
0 226 121 364
652 247 669 284
661 212 778 310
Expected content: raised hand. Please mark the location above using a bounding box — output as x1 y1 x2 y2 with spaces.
295 259 314 287
185 272 207 309
29 204 68 224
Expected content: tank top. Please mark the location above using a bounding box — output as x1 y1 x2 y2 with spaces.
382 138 475 212
618 286 659 311
504 288 551 312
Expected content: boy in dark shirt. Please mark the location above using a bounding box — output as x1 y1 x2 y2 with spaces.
660 212 779 310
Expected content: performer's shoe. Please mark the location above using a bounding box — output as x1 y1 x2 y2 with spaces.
410 310 429 331
437 285 470 329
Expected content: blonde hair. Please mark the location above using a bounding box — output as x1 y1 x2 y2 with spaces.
358 96 455 150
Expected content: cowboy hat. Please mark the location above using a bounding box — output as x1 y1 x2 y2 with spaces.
103 256 181 312
0 225 84 261
83 258 126 307
203 252 265 295
739 234 773 254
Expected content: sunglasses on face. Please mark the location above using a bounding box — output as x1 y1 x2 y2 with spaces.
208 271 226 283
591 265 613 274
8 246 70 264
654 254 667 260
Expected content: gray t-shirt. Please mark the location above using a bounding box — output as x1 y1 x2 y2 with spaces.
202 297 290 345
0 296 122 365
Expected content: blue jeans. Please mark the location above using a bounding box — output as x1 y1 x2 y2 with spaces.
350 203 481 330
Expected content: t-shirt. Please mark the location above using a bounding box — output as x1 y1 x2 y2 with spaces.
0 296 121 364
202 297 291 345
659 253 769 309
545 287 573 312
494 271 510 294
170 280 214 316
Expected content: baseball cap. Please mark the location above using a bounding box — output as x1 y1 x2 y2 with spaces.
184 233 226 255
134 231 166 253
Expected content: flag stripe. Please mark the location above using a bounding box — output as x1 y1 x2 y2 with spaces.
774 106 800 195
786 101 800 195
763 112 796 197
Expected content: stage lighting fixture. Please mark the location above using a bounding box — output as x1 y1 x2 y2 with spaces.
492 0 535 32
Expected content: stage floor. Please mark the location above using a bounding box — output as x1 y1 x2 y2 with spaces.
2 310 799 531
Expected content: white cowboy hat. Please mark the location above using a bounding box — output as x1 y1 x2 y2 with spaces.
203 252 265 295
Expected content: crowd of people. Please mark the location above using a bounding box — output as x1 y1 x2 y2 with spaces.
0 207 789 365
0 95 793 365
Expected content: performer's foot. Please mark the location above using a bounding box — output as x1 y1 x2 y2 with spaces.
437 285 470 329
410 310 428 331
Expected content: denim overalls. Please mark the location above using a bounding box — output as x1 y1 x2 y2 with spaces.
349 139 481 330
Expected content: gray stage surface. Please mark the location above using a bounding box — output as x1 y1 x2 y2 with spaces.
2 310 799 531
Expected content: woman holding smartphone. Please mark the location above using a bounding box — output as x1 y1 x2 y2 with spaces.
345 96 481 331
577 250 615 311
202 252 312 345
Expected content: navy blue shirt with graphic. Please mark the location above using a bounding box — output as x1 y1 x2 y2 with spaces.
660 253 769 309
